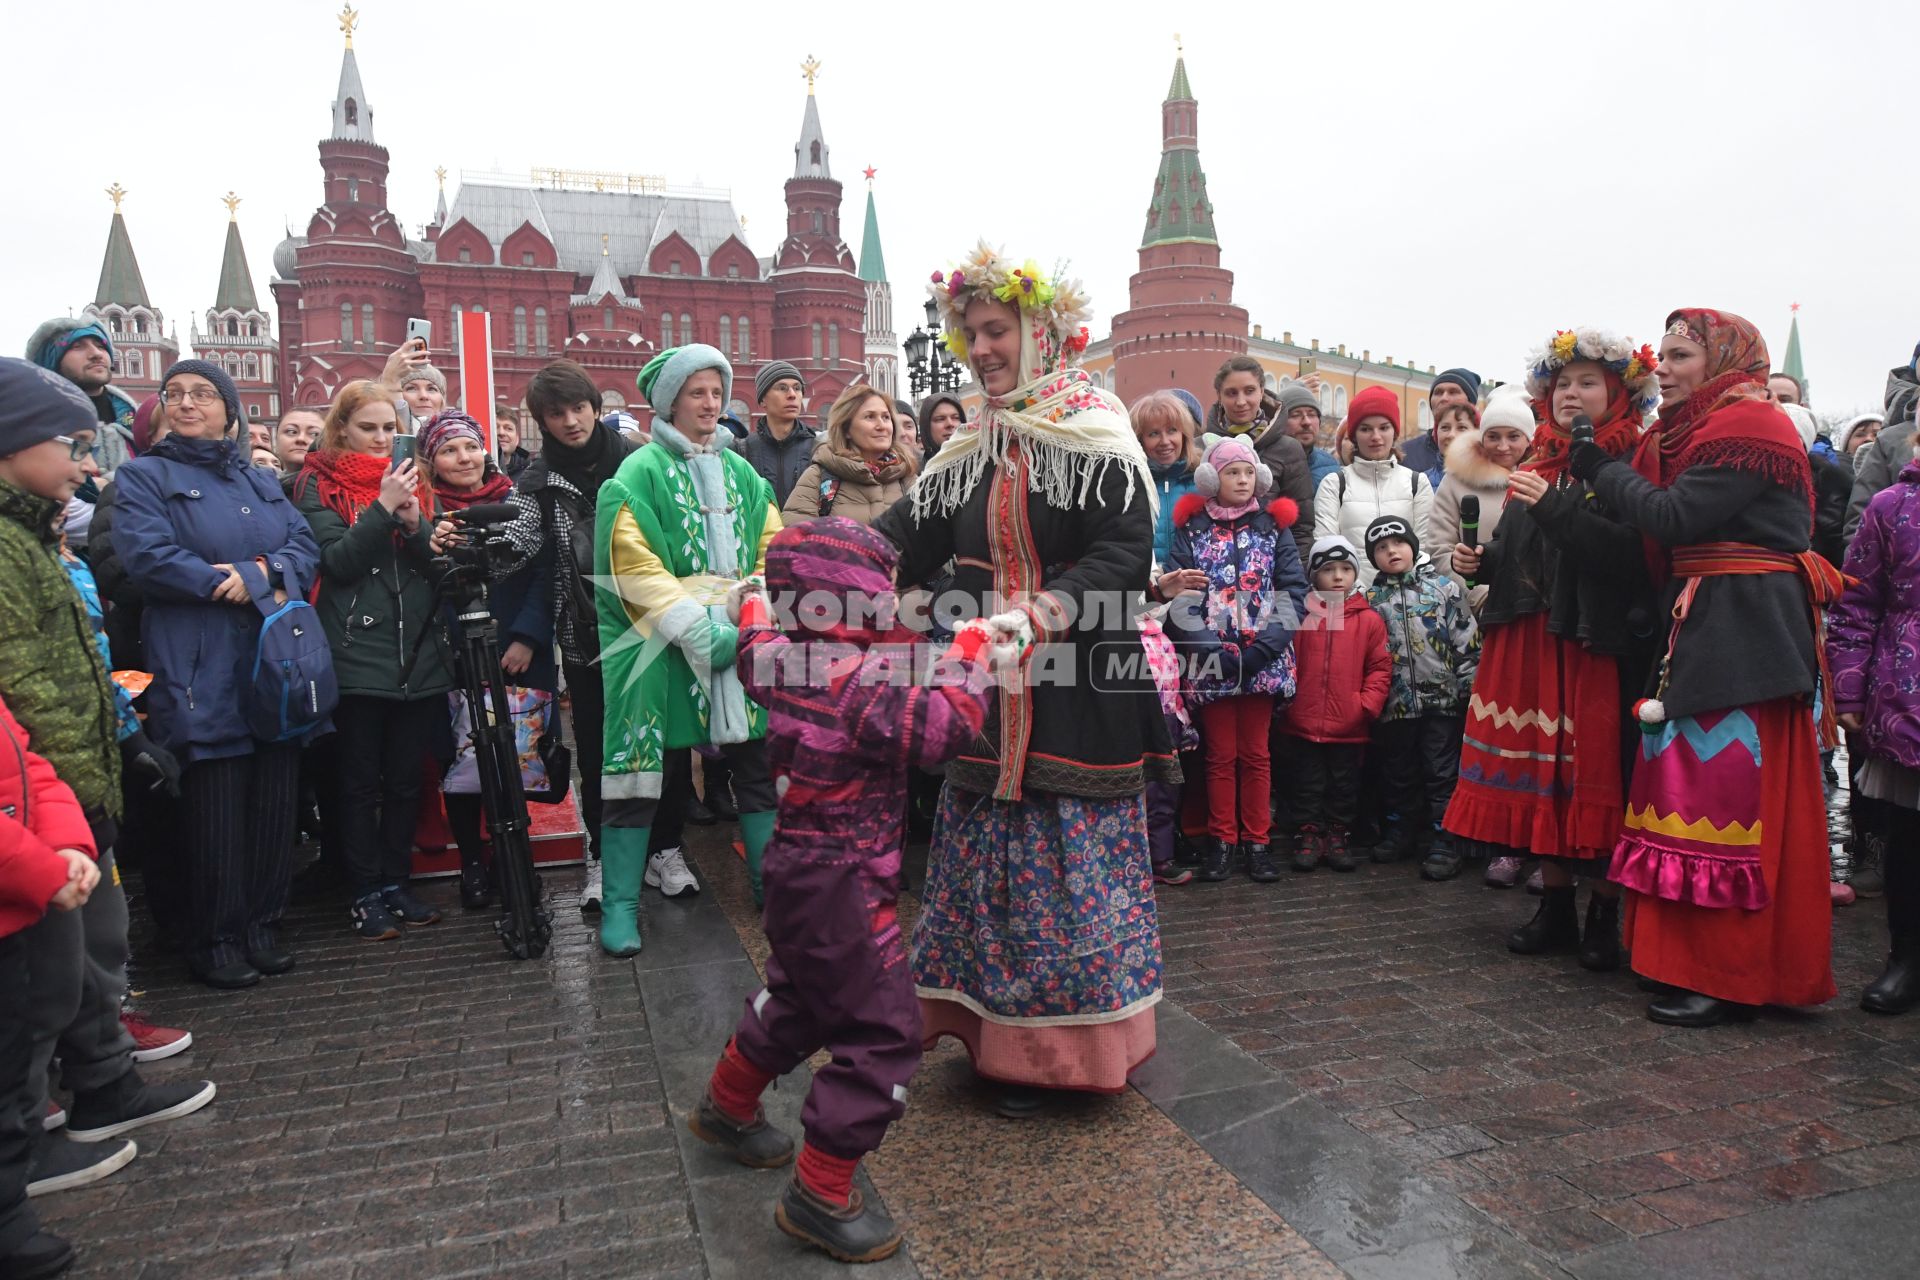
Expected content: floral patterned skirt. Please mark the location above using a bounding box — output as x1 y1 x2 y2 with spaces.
911 786 1161 1091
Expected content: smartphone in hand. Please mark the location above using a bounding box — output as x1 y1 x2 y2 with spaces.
390 434 417 472
406 317 431 352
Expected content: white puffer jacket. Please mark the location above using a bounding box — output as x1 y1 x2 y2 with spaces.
1312 455 1433 588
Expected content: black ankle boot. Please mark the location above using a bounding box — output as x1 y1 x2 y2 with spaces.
1578 893 1622 972
1862 932 1920 1015
1647 989 1758 1028
1246 842 1281 883
1198 838 1234 882
1324 826 1357 873
1509 886 1580 955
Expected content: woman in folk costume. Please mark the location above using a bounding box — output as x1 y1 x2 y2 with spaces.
1446 330 1657 962
593 345 782 956
1568 309 1839 1027
874 245 1177 1114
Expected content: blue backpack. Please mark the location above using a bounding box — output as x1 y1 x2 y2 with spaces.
248 584 338 743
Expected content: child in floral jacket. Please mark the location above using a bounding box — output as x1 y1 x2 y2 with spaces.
1363 515 1479 879
1168 435 1308 884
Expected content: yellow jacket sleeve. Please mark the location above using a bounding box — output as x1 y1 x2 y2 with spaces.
607 505 707 647
753 502 784 574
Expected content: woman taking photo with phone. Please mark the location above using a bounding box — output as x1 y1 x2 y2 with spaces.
294 380 454 940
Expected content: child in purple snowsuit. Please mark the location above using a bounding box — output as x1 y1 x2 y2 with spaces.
689 517 997 1263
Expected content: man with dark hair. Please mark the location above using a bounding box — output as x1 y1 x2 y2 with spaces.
25 320 135 479
497 361 632 911
739 361 817 508
1768 371 1806 406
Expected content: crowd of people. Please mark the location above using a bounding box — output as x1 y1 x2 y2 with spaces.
2 265 1916 1270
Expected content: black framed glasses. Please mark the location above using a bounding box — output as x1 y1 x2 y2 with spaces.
51 435 94 462
161 386 221 407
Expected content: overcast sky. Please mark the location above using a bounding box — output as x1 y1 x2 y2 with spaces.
7 0 1910 419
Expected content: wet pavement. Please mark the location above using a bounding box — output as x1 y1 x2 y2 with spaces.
35 789 1916 1278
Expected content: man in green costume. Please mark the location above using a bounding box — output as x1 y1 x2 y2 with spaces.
593 344 782 955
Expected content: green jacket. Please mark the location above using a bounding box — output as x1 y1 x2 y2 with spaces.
0 478 123 820
594 441 779 800
293 485 453 701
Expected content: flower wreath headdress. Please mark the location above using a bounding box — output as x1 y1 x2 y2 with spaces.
1524 327 1660 415
928 241 1093 368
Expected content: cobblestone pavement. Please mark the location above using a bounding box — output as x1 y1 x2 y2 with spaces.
1155 852 1920 1267
38 872 702 1280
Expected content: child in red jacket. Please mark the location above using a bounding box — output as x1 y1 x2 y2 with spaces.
1 692 101 1280
1278 536 1392 872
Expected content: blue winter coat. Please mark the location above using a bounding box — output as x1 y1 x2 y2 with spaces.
440 507 557 694
111 435 321 764
1150 459 1197 567
1306 446 1341 492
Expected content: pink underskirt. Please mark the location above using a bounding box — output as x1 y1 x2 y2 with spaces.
1610 838 1770 911
918 998 1156 1093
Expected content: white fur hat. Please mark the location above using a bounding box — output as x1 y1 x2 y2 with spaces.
1479 385 1536 442
1782 403 1818 453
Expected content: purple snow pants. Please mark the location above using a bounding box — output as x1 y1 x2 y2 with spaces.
730 850 922 1161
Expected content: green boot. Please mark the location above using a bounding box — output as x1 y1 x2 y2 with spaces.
739 810 777 909
598 826 648 957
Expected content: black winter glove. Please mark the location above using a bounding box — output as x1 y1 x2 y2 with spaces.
1568 439 1614 484
122 730 182 798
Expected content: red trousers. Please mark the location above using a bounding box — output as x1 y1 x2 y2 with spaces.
1198 695 1273 843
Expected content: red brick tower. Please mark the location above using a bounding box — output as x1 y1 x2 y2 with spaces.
192 194 279 426
1108 51 1249 407
769 58 866 413
271 5 423 406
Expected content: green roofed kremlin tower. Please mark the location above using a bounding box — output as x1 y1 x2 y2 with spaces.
81 183 179 398
193 193 280 425
1107 45 1249 405
858 167 896 396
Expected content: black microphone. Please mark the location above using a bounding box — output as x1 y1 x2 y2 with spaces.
1457 494 1481 583
450 502 519 526
1570 413 1595 447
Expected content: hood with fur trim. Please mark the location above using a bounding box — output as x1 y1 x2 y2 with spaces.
1443 427 1516 489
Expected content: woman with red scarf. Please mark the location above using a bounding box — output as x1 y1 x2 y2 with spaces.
293 380 454 940
1568 309 1839 1027
421 411 554 909
1446 329 1659 970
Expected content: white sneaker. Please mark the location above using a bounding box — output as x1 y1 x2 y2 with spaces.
645 847 701 898
581 860 603 915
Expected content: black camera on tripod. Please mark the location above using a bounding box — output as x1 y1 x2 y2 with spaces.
415 500 554 959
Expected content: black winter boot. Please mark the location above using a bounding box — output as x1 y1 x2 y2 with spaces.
1372 823 1416 864
1324 826 1357 873
1246 842 1281 883
1291 826 1322 873
1509 886 1580 955
776 1178 903 1264
459 851 494 910
1862 932 1920 1015
1198 839 1235 883
1578 892 1622 972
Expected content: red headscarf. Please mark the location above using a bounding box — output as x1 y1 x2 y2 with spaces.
1522 366 1640 485
1631 309 1782 488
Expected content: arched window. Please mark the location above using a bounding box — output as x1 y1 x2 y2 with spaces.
828 323 839 361
810 141 822 167
244 354 259 381
513 306 528 355
451 302 463 326
1333 386 1348 418
1418 399 1433 432
736 316 750 358
679 313 692 346
248 319 259 338
348 177 359 203
341 303 353 345
718 315 730 354
225 353 240 378
811 322 823 361
361 303 375 350
661 314 673 349
125 349 143 380
533 307 548 355
603 307 614 331
1318 382 1334 413
1263 372 1277 392
344 98 358 125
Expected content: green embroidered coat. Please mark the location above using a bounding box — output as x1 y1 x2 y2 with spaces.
593 441 780 800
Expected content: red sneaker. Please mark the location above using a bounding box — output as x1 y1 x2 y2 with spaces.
121 1012 192 1063
1831 881 1857 907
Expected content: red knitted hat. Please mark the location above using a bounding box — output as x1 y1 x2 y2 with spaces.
1342 386 1402 439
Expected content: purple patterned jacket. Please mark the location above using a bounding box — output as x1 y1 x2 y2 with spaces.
1829 459 1920 769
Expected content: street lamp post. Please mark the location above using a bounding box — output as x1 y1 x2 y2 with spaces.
904 296 966 396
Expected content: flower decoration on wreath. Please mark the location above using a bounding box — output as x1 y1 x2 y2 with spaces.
928 241 1093 367
1523 326 1660 414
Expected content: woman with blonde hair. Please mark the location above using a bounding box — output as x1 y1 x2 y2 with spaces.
781 384 916 526
1130 390 1201 573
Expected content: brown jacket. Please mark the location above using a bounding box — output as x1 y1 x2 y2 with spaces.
781 439 914 527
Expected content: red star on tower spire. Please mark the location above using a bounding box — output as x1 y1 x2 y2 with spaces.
1791 301 1800 313
863 165 877 185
